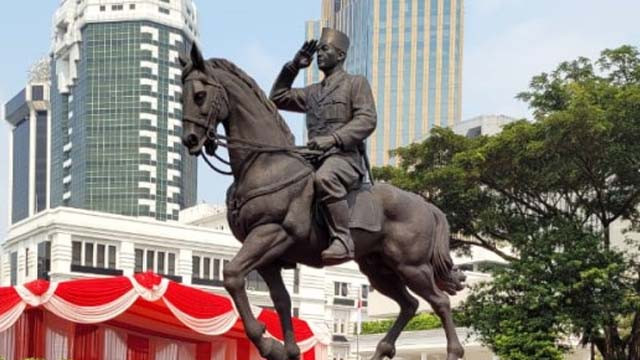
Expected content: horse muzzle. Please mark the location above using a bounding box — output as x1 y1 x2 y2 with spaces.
182 133 205 156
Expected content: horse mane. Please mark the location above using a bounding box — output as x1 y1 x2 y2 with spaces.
207 58 295 145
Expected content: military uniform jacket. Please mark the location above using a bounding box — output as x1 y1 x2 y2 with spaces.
270 62 377 175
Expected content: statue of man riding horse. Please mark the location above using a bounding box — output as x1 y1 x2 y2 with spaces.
180 27 466 360
270 28 376 265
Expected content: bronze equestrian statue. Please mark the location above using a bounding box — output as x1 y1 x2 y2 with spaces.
179 29 465 360
270 28 376 264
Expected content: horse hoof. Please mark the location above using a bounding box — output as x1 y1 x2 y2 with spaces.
447 346 464 360
370 341 395 360
285 342 301 360
259 337 287 360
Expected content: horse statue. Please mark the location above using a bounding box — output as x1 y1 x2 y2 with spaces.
179 44 466 360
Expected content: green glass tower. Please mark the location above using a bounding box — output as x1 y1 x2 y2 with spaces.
306 0 464 165
50 0 199 221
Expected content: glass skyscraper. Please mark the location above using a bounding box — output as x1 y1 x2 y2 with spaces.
50 0 199 221
306 0 464 165
4 59 51 224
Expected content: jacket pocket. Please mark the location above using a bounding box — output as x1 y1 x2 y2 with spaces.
321 99 348 121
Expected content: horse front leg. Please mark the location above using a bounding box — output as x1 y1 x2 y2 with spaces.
223 224 294 360
259 266 300 360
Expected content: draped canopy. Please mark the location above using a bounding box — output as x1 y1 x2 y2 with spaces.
0 272 330 360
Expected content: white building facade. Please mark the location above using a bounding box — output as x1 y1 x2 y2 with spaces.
1 204 371 359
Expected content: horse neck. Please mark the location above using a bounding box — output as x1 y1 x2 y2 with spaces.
223 94 294 180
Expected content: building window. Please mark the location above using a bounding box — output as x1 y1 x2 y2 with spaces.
168 254 175 275
203 257 211 279
246 271 269 292
97 244 105 268
71 240 118 273
85 243 94 266
72 241 81 266
361 284 369 299
158 7 170 15
158 252 165 274
135 249 144 273
10 252 18 286
293 266 300 294
25 248 29 276
333 311 349 335
134 248 177 275
99 5 106 11
192 256 200 277
37 242 51 280
213 259 220 280
109 246 116 269
31 85 44 101
146 250 155 271
334 282 349 297
293 308 299 317
192 255 226 282
129 4 135 9
111 4 123 10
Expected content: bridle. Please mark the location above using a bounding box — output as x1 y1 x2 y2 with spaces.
182 72 322 176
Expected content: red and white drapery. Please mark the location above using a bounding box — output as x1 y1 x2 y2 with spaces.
0 272 330 360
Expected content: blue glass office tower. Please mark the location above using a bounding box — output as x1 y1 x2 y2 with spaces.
306 0 464 165
5 59 51 224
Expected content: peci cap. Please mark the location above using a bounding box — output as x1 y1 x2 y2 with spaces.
319 27 350 53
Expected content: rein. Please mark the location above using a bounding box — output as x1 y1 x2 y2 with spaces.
201 130 322 176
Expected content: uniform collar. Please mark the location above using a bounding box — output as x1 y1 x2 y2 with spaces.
321 68 346 88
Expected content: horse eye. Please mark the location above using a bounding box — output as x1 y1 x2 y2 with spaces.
194 91 206 105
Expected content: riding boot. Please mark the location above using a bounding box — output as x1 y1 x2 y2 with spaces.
321 199 354 264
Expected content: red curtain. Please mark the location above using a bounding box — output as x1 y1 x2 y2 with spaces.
304 349 316 360
237 338 251 360
196 341 212 360
73 324 103 360
127 334 151 360
14 309 45 359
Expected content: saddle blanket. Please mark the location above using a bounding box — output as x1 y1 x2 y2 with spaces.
346 185 383 233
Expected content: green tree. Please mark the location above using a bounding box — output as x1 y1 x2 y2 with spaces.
373 46 640 359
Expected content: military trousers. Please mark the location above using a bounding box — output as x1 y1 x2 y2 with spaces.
314 155 360 203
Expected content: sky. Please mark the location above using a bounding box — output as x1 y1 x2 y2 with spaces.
0 0 639 238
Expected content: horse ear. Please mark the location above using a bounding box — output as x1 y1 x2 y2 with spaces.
190 43 205 71
179 53 189 68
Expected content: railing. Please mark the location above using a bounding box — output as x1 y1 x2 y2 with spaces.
192 277 224 287
333 297 355 306
70 265 123 276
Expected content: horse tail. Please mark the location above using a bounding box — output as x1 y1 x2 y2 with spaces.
427 203 465 295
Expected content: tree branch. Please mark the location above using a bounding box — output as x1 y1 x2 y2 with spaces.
451 234 518 262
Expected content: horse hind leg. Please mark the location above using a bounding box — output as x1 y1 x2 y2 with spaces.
358 257 419 360
398 263 464 360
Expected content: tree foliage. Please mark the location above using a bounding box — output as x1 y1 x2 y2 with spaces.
361 312 444 335
373 46 640 359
